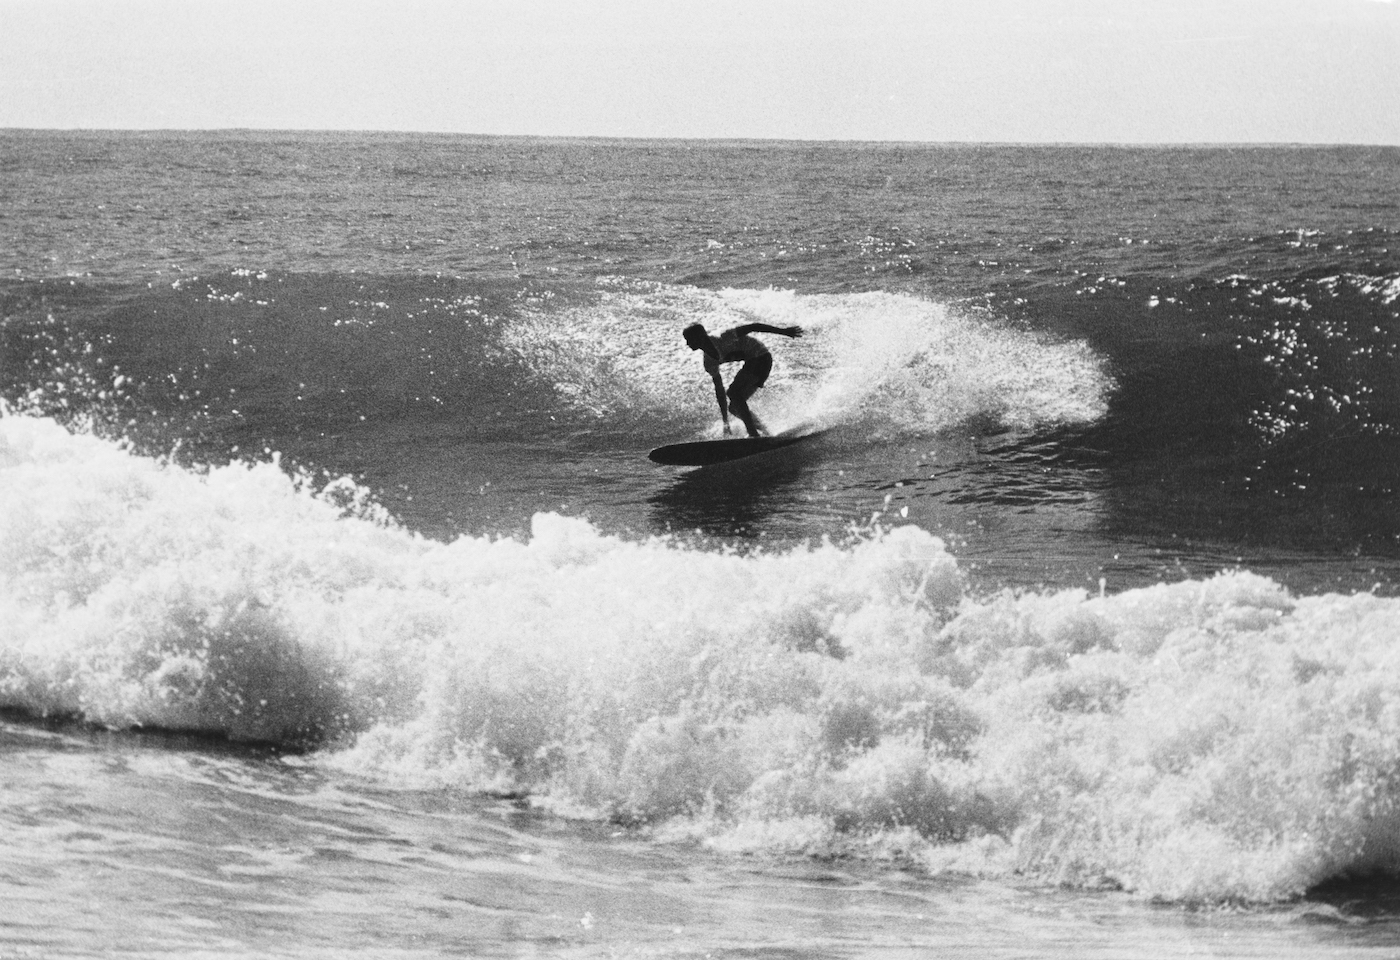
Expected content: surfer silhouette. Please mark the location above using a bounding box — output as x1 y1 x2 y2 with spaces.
683 321 802 437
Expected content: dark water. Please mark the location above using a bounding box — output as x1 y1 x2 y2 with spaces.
4 132 1400 955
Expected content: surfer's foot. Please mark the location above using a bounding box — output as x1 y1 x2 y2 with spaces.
739 414 765 437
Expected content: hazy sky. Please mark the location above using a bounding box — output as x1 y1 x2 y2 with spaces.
2 0 1398 143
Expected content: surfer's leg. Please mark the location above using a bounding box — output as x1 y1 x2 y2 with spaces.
728 395 764 437
727 355 772 437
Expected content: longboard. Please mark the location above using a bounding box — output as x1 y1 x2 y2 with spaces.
648 428 825 466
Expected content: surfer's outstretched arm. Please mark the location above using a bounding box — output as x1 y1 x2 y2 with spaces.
732 323 803 339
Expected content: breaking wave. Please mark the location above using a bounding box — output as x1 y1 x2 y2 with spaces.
4 412 1399 903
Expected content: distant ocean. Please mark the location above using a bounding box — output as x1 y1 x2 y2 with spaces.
3 130 1400 957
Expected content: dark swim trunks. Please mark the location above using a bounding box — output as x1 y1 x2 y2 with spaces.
726 352 772 402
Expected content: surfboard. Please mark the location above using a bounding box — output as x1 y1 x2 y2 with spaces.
648 428 825 466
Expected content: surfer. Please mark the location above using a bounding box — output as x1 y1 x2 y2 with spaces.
682 321 803 437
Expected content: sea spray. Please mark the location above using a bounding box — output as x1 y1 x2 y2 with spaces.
504 283 1114 436
5 413 1400 902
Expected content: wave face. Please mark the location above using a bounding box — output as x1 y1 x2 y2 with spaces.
0 273 1112 439
4 414 1400 902
4 260 1396 580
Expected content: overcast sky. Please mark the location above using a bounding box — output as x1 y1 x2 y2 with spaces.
2 0 1398 143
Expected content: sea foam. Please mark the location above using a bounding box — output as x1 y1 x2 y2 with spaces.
4 412 1399 902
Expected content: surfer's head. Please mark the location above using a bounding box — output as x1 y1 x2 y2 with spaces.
682 323 710 351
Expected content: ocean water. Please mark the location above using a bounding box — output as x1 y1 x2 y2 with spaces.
3 130 1400 956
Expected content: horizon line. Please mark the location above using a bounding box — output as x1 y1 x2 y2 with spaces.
3 127 1398 149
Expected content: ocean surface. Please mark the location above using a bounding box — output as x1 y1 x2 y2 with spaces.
3 130 1400 957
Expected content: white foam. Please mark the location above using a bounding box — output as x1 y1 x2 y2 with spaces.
5 413 1399 902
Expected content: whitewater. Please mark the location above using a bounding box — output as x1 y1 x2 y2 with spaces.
5 410 1400 907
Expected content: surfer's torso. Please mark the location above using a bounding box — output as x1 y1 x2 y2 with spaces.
705 328 770 368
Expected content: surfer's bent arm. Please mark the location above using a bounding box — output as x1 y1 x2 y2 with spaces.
731 323 803 339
